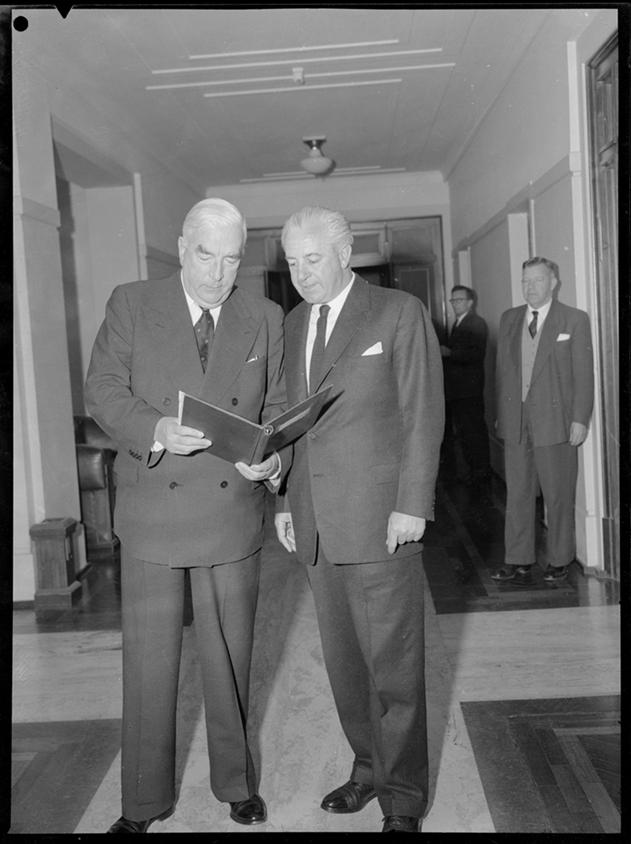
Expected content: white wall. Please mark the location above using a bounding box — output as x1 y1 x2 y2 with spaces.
12 35 203 602
208 171 454 295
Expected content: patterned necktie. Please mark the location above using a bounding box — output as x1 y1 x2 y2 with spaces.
195 309 214 371
309 304 330 394
528 310 539 339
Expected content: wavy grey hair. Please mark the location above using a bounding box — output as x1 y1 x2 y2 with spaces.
281 206 354 251
182 198 247 250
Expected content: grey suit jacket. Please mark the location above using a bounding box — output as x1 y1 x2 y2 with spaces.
85 273 288 566
279 277 444 566
496 298 594 446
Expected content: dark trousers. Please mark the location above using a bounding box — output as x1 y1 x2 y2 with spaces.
120 549 260 821
504 400 578 568
307 547 428 818
442 397 491 482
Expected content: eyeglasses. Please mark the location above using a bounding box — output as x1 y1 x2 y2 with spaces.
449 298 469 303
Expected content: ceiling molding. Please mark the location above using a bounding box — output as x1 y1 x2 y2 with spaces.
189 39 401 60
203 79 402 99
147 63 455 92
151 47 444 75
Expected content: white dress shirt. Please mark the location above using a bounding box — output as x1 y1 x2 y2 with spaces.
525 297 553 334
305 274 355 391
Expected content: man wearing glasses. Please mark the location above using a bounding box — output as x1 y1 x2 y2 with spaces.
440 285 491 492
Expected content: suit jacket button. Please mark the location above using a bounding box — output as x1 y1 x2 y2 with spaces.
232 398 238 406
163 398 171 406
308 433 316 439
220 481 228 488
169 481 178 489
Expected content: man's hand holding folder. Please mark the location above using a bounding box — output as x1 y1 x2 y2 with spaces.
178 385 333 467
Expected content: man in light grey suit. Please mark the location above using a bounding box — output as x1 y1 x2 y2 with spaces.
492 257 594 587
275 207 444 833
85 198 288 832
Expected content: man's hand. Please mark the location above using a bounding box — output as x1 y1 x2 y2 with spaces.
235 452 280 482
569 422 588 446
154 417 211 454
440 345 451 358
386 512 426 555
275 512 296 553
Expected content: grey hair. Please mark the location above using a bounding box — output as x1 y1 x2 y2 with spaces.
522 256 557 275
281 206 354 251
182 198 247 249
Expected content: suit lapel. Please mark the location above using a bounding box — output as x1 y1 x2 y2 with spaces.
531 300 561 385
200 288 258 404
312 277 370 393
450 311 468 343
142 273 206 396
286 302 310 403
509 305 527 372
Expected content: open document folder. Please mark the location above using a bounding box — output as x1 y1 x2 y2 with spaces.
178 385 333 466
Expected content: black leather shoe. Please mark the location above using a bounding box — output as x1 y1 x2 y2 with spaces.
107 814 160 833
321 780 377 814
543 565 568 582
229 793 267 825
382 815 422 832
491 565 532 586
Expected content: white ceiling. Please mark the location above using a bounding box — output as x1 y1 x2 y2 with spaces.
16 7 599 191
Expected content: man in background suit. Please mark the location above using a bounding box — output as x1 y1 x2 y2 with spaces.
85 198 288 832
275 206 444 833
492 257 594 586
440 285 491 488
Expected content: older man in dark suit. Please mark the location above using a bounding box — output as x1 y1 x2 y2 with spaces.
85 198 288 832
492 257 594 586
440 285 491 488
274 206 444 833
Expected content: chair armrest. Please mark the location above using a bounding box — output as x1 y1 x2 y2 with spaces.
76 444 116 491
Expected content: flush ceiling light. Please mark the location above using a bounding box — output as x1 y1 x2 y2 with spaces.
300 136 334 176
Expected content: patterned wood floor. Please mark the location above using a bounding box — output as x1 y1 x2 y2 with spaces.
461 696 621 833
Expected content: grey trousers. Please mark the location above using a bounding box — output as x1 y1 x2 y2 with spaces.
307 548 428 818
504 401 578 567
120 549 260 820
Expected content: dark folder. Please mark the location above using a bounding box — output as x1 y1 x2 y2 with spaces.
178 385 333 465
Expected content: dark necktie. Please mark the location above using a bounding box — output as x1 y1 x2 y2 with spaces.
195 308 214 371
309 304 330 394
528 310 538 339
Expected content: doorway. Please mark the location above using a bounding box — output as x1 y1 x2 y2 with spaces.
587 32 619 579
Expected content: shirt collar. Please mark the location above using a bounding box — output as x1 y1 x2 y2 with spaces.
180 272 223 324
527 297 553 322
310 273 355 320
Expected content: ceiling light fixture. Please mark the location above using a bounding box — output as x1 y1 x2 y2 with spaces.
300 136 334 176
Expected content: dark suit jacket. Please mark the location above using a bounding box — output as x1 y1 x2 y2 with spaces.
279 277 444 566
496 298 594 447
85 273 288 566
443 310 487 401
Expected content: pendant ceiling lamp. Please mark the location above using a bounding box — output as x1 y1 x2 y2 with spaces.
300 136 334 176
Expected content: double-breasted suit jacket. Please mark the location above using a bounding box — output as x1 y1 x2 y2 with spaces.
496 298 594 447
280 276 445 566
85 272 288 567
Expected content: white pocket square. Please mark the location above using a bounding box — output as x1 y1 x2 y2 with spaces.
246 355 260 362
557 334 570 341
362 342 383 356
